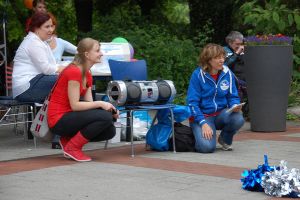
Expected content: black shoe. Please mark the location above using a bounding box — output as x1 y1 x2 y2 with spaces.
52 142 62 149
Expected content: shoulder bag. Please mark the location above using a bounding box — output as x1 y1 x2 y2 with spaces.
30 73 62 141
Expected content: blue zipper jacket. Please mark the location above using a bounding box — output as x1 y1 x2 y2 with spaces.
186 65 240 126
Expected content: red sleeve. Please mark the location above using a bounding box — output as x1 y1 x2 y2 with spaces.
65 65 82 83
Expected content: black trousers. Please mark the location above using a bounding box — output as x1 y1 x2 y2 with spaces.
50 109 116 141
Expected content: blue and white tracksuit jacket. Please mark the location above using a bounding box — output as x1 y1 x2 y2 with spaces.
186 65 241 126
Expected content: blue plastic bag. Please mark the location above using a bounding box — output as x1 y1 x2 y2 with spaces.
146 105 191 151
146 123 172 151
156 105 191 125
173 105 191 123
133 110 152 124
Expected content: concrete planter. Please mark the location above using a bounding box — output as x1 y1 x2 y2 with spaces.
244 45 293 132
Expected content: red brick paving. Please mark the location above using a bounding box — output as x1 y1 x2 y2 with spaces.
0 155 75 176
95 146 246 178
235 130 300 142
1 126 300 183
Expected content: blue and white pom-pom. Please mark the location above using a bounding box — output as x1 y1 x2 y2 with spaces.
241 155 277 191
261 160 300 198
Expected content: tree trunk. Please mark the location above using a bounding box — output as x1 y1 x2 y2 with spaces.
74 0 93 39
94 0 161 20
137 0 158 17
188 0 235 44
94 0 126 16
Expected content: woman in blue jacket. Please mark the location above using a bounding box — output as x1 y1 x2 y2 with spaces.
187 43 244 153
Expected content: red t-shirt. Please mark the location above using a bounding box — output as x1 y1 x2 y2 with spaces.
48 64 93 128
211 72 220 82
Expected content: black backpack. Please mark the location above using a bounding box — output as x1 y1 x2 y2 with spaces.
169 122 195 152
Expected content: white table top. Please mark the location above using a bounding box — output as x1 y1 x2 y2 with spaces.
59 58 111 76
61 42 131 77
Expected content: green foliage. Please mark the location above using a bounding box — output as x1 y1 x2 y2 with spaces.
289 76 300 106
1 0 28 43
2 0 77 46
131 25 198 98
239 0 300 35
288 76 300 123
237 0 300 67
286 113 300 121
83 3 200 105
48 0 77 44
162 1 190 24
192 20 214 48
238 0 300 75
292 35 300 68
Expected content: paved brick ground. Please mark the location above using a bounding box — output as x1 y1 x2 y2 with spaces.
1 123 300 200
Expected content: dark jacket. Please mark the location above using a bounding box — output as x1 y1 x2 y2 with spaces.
224 45 245 81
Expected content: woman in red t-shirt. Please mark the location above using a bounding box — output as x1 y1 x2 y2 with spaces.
48 38 119 162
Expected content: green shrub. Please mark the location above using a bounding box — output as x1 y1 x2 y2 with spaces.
83 5 201 105
237 0 300 109
237 0 300 70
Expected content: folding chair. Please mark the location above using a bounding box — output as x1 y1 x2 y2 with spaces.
0 64 38 147
0 9 38 147
107 59 176 157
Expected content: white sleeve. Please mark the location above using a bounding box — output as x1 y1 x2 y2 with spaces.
59 38 77 55
27 41 57 74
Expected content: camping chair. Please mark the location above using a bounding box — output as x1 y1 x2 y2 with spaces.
0 64 38 147
107 59 176 157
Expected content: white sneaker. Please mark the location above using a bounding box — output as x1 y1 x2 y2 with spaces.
218 136 233 151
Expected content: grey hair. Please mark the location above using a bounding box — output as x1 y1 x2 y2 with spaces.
225 31 244 43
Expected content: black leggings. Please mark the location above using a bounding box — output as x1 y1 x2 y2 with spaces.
50 109 116 141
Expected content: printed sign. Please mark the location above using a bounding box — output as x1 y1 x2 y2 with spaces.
90 42 131 76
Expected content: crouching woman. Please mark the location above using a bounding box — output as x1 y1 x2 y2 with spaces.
48 38 118 162
187 43 244 153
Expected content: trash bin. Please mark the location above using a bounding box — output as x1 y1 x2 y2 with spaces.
244 45 293 132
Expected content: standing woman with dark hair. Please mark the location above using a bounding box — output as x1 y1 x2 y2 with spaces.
48 38 118 162
13 12 65 103
25 0 47 33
